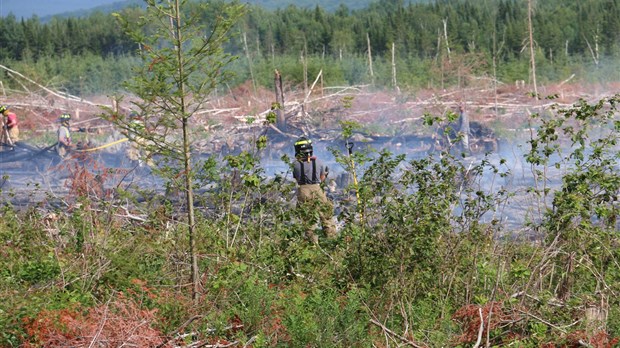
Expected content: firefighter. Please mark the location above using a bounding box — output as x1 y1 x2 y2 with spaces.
57 113 73 158
292 137 337 243
126 110 152 167
0 105 19 147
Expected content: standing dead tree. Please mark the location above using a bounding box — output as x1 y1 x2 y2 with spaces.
391 42 399 93
527 0 539 99
367 33 374 86
274 69 286 131
583 32 600 66
442 18 452 63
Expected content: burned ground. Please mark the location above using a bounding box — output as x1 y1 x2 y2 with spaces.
1 80 617 228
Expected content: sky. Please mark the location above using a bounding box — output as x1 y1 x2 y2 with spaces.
0 0 120 19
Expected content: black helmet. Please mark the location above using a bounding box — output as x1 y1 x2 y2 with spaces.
294 137 313 157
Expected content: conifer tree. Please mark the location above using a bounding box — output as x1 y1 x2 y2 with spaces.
115 0 245 301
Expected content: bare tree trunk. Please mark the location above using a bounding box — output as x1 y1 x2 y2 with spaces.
111 98 118 115
256 35 260 57
435 28 441 63
243 32 256 96
551 48 556 65
584 34 600 66
527 0 539 99
492 30 504 119
302 44 308 98
304 69 323 104
274 69 286 130
271 43 275 62
367 32 374 86
391 42 399 93
442 18 451 63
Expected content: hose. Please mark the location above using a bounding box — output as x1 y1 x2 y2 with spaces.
73 138 128 152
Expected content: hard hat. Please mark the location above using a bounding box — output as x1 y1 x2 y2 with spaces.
294 136 313 157
59 113 71 122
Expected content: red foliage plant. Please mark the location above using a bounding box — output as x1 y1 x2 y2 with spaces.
61 154 116 200
564 330 620 348
452 301 516 345
21 293 173 347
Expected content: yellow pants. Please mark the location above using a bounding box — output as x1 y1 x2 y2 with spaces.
127 137 153 167
1 126 18 145
8 126 18 142
57 143 70 158
297 184 337 242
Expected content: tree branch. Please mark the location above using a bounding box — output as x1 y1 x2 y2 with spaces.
370 318 425 348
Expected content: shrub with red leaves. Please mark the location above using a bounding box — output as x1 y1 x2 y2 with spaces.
21 293 173 347
452 301 515 345
564 330 620 348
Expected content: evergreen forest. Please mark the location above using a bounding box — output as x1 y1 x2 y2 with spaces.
0 0 620 96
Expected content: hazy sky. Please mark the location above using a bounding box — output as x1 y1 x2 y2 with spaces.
0 0 119 19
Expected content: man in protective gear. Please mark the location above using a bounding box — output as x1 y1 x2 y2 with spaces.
292 137 337 243
57 113 73 158
0 105 19 148
126 110 153 167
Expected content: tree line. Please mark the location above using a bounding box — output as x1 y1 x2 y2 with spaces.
1 0 619 95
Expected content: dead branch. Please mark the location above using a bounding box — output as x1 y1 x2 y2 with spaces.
559 74 576 87
370 318 425 348
268 123 297 138
516 309 580 333
472 308 484 348
0 63 109 108
195 340 239 348
195 107 241 116
156 315 204 348
7 72 31 94
88 297 112 348
243 336 257 348
303 69 323 104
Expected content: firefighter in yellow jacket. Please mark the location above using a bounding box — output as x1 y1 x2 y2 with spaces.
292 137 337 243
126 110 153 167
57 113 73 158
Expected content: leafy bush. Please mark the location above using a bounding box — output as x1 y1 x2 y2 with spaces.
2 94 620 346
